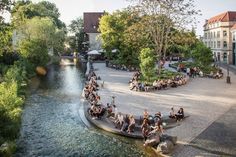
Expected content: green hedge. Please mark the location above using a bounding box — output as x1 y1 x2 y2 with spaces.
0 61 29 156
140 69 183 85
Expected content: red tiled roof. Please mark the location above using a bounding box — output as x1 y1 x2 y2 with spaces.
84 12 104 33
206 11 236 24
232 24 236 30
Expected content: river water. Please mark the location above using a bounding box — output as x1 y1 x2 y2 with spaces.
15 64 151 157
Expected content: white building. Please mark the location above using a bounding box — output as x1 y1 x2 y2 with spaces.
203 11 236 65
83 12 104 51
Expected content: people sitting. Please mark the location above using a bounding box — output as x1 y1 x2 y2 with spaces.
141 119 150 141
144 121 163 147
127 115 136 133
106 103 113 118
153 112 162 124
175 107 184 121
143 109 149 120
121 115 130 132
115 112 124 129
169 107 176 119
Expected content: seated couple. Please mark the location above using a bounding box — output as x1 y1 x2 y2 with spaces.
169 107 184 121
115 113 136 134
89 104 106 119
142 121 164 146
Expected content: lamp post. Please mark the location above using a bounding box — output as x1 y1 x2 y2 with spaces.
226 53 230 84
226 65 231 84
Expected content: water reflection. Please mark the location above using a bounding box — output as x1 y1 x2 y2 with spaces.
15 64 150 157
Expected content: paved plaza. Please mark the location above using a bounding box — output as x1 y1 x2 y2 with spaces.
93 62 236 157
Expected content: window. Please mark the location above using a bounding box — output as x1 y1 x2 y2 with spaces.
217 41 221 48
211 41 213 48
213 32 216 38
210 32 213 38
208 41 211 48
208 32 210 39
205 33 207 39
223 30 227 37
217 31 220 38
205 42 207 46
223 41 227 48
214 41 216 48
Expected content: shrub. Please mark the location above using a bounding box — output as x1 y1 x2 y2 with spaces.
0 81 24 142
139 48 156 81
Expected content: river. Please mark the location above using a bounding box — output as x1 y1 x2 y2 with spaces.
15 64 152 157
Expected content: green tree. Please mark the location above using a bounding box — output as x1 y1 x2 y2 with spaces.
192 41 213 66
11 0 65 29
0 23 12 56
139 48 156 81
99 10 149 66
68 17 86 52
167 29 198 58
18 38 49 66
14 17 65 65
130 0 199 59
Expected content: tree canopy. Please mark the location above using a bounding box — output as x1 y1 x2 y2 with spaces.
139 48 156 81
67 17 86 52
10 1 66 66
99 10 150 66
128 0 200 60
11 0 65 28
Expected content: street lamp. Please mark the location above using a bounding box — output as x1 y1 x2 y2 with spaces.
226 65 231 84
226 52 230 84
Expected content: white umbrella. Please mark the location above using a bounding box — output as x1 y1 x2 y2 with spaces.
87 50 101 55
98 49 105 53
112 49 118 53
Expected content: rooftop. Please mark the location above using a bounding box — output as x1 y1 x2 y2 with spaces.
232 23 236 30
83 12 104 33
205 11 236 25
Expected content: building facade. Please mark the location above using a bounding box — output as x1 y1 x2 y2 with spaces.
83 12 104 51
203 11 236 65
232 24 236 66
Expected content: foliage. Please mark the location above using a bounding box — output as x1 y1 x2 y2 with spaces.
18 38 49 66
12 1 66 58
11 0 65 29
68 17 86 52
139 48 156 81
0 23 13 56
192 41 213 66
144 70 183 85
99 10 150 66
0 59 28 155
130 0 199 59
167 29 198 58
0 81 24 143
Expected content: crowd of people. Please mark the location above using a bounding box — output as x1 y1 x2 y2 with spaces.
83 69 182 148
83 70 119 121
141 107 184 146
107 62 138 72
177 64 223 79
129 71 188 92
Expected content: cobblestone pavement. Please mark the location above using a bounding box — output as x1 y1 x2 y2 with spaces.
93 63 236 157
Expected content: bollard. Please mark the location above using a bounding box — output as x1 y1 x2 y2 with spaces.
226 66 231 84
226 76 231 84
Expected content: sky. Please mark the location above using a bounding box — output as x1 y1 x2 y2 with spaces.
2 0 236 36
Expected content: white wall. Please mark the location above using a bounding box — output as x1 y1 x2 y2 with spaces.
87 33 102 50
